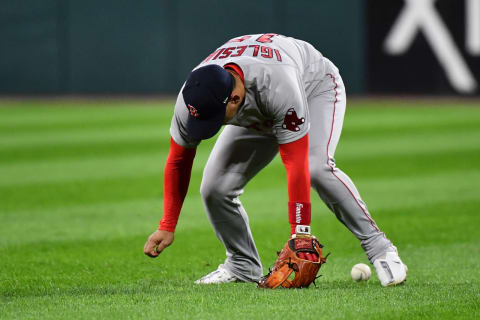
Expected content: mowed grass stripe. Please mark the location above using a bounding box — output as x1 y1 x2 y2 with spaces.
0 148 217 187
0 129 219 166
344 104 479 119
0 100 477 126
0 144 478 213
0 154 166 187
0 164 475 214
1 126 478 170
0 174 162 212
1 195 477 255
0 117 172 136
336 148 480 179
1 140 478 188
0 103 170 124
1 163 477 229
1 186 478 250
2 121 479 152
1 103 478 139
248 167 480 213
0 113 171 134
2 105 478 141
343 114 480 135
0 125 170 147
1 197 478 277
0 197 218 248
0 138 165 164
222 146 479 191
1 223 477 287
337 129 480 156
2 105 477 137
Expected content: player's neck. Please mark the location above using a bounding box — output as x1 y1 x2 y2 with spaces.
227 69 245 99
224 70 246 123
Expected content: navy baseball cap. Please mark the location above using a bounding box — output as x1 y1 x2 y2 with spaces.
182 65 234 140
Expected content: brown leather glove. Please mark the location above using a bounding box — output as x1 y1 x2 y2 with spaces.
258 234 328 289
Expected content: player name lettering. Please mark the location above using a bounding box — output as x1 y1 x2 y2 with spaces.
203 45 282 63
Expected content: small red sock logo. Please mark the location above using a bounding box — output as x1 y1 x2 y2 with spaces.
282 108 305 132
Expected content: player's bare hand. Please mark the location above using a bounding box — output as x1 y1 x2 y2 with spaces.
143 230 174 258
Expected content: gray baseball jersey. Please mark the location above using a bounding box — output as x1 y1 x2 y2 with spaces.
170 34 327 148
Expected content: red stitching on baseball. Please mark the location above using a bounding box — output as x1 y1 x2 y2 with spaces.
325 73 379 231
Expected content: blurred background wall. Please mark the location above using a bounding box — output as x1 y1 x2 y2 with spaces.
0 0 478 96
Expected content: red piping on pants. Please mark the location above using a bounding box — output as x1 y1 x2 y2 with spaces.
325 73 379 231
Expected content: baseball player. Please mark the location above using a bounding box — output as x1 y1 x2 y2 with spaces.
143 33 407 287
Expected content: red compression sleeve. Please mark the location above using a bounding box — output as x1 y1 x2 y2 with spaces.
278 134 311 235
158 138 196 232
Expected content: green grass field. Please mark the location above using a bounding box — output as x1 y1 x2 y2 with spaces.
0 99 479 319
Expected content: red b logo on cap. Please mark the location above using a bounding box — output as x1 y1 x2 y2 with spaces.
188 104 199 118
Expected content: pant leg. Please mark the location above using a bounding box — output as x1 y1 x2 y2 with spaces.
308 59 395 263
200 125 278 282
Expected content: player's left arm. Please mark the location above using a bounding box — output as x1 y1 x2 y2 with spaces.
266 65 311 235
278 134 311 235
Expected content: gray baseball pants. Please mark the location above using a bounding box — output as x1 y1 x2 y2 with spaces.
199 60 395 282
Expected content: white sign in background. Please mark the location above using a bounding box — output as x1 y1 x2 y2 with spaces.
384 0 479 94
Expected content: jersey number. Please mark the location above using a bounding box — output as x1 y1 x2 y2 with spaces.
228 33 278 43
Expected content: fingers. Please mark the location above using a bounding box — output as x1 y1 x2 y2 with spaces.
298 252 319 262
144 240 160 258
298 252 307 260
155 240 169 254
143 239 169 258
305 252 318 262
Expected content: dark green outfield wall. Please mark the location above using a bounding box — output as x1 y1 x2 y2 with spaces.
0 0 365 94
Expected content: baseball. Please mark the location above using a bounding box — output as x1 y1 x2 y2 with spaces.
351 263 371 281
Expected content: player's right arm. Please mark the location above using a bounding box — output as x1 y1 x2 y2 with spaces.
143 137 196 257
144 92 200 258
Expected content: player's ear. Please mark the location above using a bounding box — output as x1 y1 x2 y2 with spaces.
230 94 241 105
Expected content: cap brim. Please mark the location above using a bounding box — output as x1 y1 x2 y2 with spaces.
186 109 225 141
